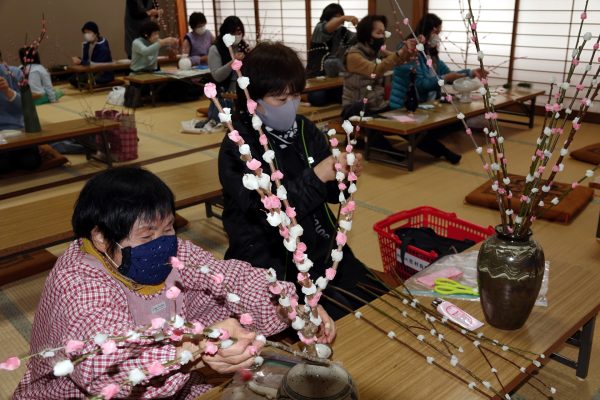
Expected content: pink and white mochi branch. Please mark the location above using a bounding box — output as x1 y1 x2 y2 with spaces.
392 0 597 235
203 33 363 352
0 257 333 399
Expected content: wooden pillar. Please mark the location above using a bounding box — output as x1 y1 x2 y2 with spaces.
368 0 376 14
305 0 312 47
254 0 261 41
507 0 520 84
414 0 427 23
175 0 188 39
212 0 219 34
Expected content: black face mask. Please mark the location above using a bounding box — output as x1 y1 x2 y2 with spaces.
369 37 385 52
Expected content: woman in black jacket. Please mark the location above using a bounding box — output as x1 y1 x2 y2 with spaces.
218 42 383 319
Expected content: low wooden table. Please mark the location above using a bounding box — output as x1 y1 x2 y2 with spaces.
0 119 120 167
125 69 211 107
0 159 222 263
66 63 129 92
64 56 177 92
304 76 344 93
196 256 599 399
360 90 544 171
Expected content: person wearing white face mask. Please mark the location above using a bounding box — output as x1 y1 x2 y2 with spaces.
204 16 251 132
130 21 178 73
182 12 214 66
70 21 114 87
208 16 250 93
389 13 486 164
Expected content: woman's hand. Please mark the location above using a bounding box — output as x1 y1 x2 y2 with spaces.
313 156 336 183
176 340 204 369
160 37 179 47
201 318 262 374
397 38 418 62
315 305 336 343
71 56 81 65
0 77 13 99
443 72 465 83
471 68 487 79
344 15 359 26
147 8 163 18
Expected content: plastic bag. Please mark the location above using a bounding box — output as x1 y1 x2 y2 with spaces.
106 86 125 106
404 250 550 307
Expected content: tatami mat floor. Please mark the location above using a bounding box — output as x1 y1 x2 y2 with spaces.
0 84 598 398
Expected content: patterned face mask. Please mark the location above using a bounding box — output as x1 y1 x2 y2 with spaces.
116 235 177 285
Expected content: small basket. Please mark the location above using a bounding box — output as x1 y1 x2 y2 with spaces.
373 206 494 280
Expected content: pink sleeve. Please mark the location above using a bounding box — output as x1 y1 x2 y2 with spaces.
178 240 293 336
62 278 187 397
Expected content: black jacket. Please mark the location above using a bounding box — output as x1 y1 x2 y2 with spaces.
218 114 348 281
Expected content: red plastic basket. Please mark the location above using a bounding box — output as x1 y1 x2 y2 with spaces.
373 206 494 280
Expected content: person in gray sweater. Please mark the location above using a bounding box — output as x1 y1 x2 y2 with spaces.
208 16 250 93
204 16 251 130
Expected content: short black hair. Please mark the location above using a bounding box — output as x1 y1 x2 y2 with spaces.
139 21 161 39
189 12 207 29
72 167 175 253
216 16 247 64
320 3 344 22
236 42 306 110
415 13 442 38
356 15 387 44
218 15 245 37
19 47 41 65
81 21 100 35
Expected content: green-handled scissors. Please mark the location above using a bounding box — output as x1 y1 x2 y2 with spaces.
434 278 479 296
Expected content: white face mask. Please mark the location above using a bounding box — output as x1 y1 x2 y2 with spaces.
83 33 96 43
428 33 441 49
195 27 206 35
234 34 243 45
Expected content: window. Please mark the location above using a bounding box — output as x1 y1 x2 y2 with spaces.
184 0 369 64
257 1 307 60
512 0 599 104
428 0 599 108
427 0 515 87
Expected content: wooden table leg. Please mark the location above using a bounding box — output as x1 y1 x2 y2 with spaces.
550 315 597 379
528 95 537 129
365 128 371 161
99 129 113 168
76 73 83 92
596 211 600 240
407 134 415 171
87 72 94 93
205 196 224 220
150 84 156 107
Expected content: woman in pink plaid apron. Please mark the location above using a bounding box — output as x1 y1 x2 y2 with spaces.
14 167 334 399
